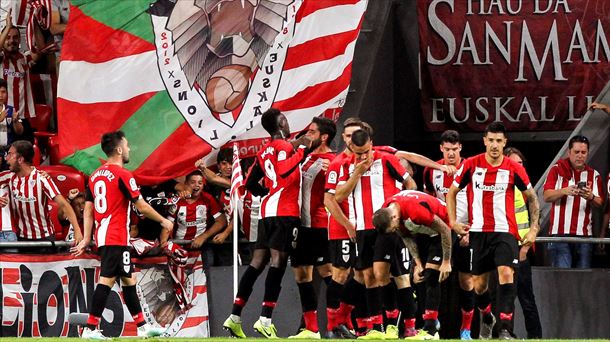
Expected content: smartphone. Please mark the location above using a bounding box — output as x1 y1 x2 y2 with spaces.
577 181 587 189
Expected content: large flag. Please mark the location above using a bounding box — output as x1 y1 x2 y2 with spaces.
57 0 367 184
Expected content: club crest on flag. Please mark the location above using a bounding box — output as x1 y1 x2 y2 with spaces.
149 0 296 148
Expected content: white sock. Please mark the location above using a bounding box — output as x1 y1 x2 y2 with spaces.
229 314 241 323
259 316 272 327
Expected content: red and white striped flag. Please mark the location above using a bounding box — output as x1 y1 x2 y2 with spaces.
230 144 245 202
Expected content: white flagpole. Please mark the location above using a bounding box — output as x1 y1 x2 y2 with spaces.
232 192 239 299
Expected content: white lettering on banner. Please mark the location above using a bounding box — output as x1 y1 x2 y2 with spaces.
426 0 608 82
0 254 208 337
429 95 594 124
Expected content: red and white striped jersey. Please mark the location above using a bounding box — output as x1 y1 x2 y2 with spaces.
453 154 531 237
325 152 355 240
345 151 409 231
88 164 141 247
251 139 304 218
423 159 469 224
543 158 602 236
301 152 335 229
1 52 35 118
238 191 260 242
1 168 60 239
384 190 450 237
168 192 222 240
0 171 13 232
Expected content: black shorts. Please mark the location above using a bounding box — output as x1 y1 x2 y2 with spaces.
291 227 330 267
355 230 377 270
329 239 356 269
254 217 300 253
453 233 473 273
373 233 410 277
415 235 443 266
469 232 519 275
99 246 133 278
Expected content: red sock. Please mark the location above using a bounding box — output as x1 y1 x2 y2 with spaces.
461 309 474 330
422 309 439 321
132 312 145 327
86 315 100 329
326 308 339 331
480 304 492 315
303 310 319 333
385 309 400 320
404 318 416 329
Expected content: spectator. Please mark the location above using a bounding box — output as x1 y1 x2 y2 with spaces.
58 188 84 242
0 12 40 119
0 140 81 252
130 179 184 241
0 78 23 169
0 170 15 252
504 147 542 339
196 147 232 266
543 135 603 268
50 0 69 60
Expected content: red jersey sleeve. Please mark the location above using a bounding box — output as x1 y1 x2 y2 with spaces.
513 162 532 191
40 173 60 200
453 157 473 189
384 153 409 181
202 192 223 219
543 164 559 191
593 170 602 198
325 157 347 194
118 169 141 201
275 140 306 178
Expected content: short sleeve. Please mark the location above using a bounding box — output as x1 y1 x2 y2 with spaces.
203 192 222 219
325 158 347 194
385 153 409 181
543 165 559 191
593 171 602 197
513 163 532 191
39 172 60 200
453 158 472 189
119 170 141 201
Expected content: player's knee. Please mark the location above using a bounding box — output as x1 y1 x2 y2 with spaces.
458 273 473 291
293 267 313 283
332 268 349 284
394 274 411 289
497 266 514 283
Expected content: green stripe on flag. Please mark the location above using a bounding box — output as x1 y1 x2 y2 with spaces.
71 0 156 43
62 91 184 173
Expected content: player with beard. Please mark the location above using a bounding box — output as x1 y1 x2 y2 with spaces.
73 131 172 340
289 117 336 339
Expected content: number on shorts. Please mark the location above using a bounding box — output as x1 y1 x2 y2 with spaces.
264 159 278 188
341 240 350 254
94 181 107 213
122 251 130 266
400 247 410 262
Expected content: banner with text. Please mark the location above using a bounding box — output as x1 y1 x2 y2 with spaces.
0 253 208 337
418 0 610 131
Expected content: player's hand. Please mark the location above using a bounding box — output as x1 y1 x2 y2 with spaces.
68 188 80 200
212 232 229 244
191 235 206 249
459 233 470 247
452 222 470 235
439 260 452 282
345 222 356 242
413 263 425 284
320 159 330 172
293 135 313 149
441 164 457 176
519 245 530 262
354 153 373 175
72 227 83 246
521 228 537 247
71 238 90 257
0 195 8 208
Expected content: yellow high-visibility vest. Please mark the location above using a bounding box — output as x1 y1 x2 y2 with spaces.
515 187 530 243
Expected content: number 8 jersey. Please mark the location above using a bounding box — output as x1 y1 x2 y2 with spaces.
87 164 142 247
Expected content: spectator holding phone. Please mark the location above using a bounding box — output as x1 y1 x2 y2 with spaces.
543 135 603 268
